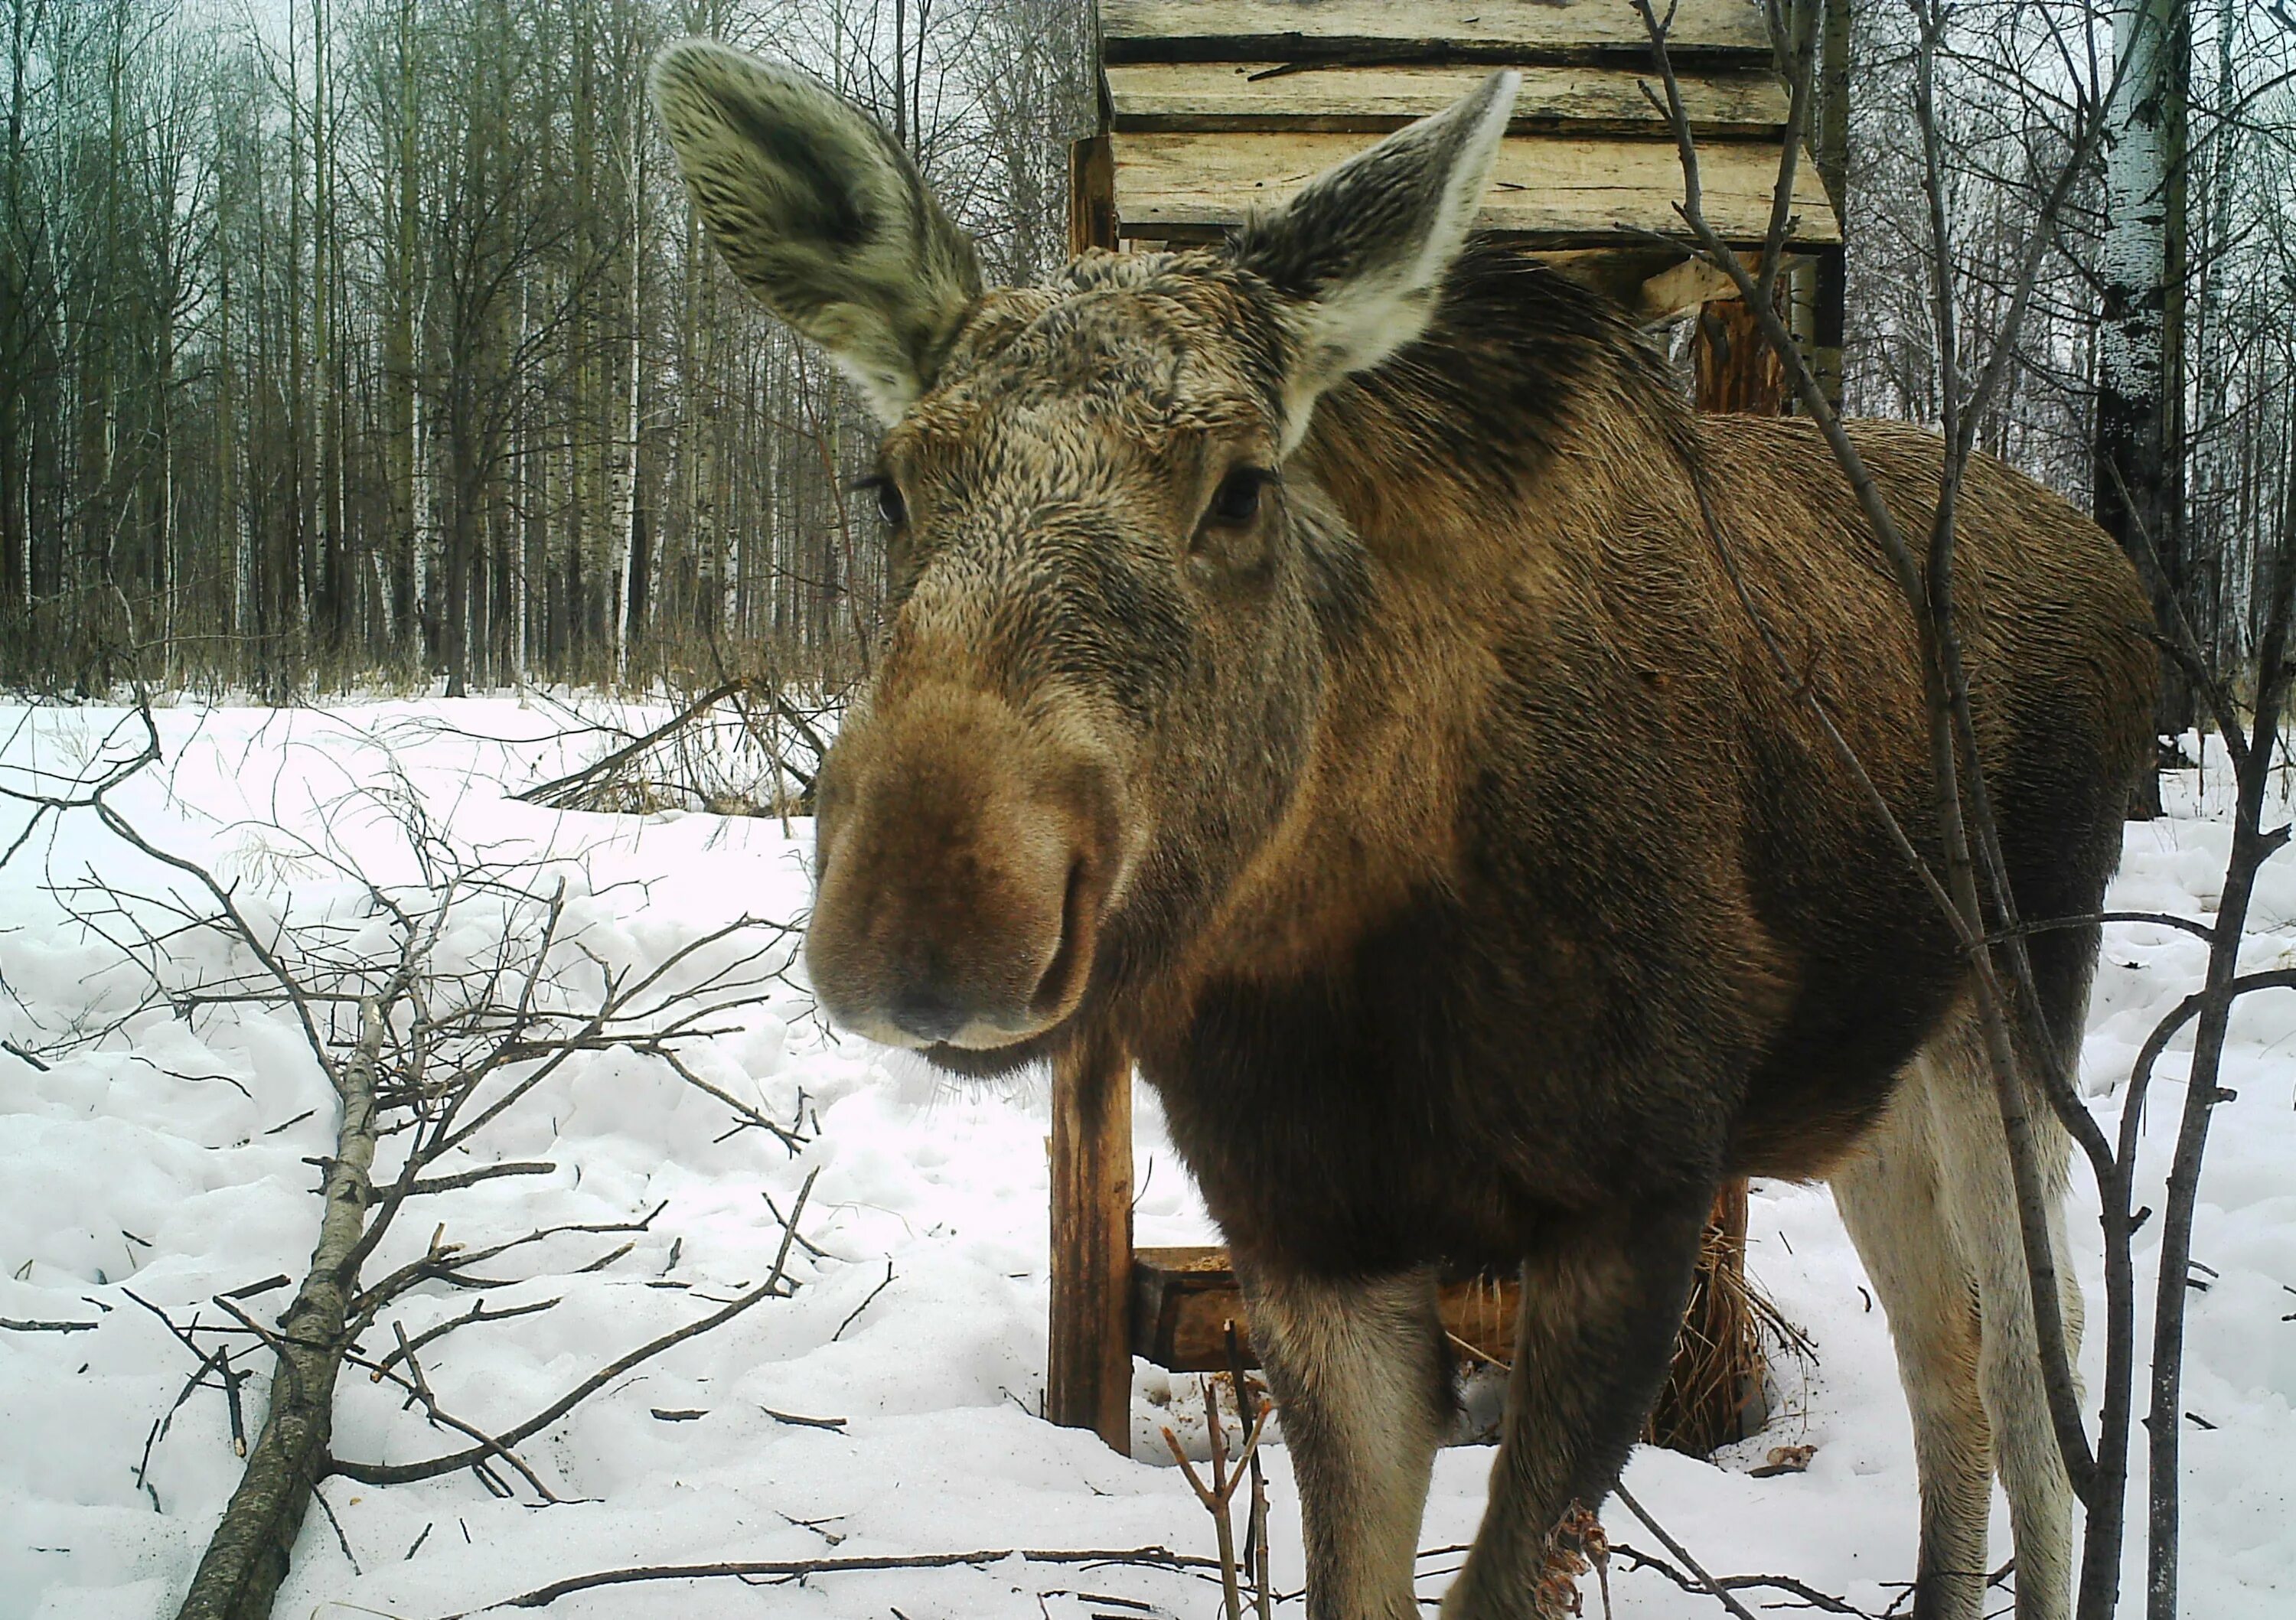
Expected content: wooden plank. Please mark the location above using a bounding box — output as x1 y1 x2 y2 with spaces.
1101 0 1775 67
1637 253 1752 323
1132 1247 1520 1374
1109 129 1841 246
1106 62 1789 139
1047 1035 1134 1450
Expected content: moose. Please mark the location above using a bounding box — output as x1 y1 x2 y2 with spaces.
652 44 2154 1620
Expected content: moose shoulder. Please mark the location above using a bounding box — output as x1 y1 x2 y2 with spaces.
654 43 2153 1620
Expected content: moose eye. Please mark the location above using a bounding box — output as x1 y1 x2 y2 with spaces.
1208 468 1269 526
856 474 906 528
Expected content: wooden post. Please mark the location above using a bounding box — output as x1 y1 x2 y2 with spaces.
1813 243 1847 413
1642 295 1789 1454
1645 1178 1765 1455
1042 132 1135 1456
1049 1032 1134 1450
1693 293 1789 415
1069 134 1115 258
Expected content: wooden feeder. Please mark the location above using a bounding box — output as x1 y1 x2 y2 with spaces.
1049 0 1841 1455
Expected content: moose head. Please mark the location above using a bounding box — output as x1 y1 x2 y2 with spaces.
652 41 1518 1064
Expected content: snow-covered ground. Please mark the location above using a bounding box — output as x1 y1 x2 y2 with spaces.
1 698 2290 1619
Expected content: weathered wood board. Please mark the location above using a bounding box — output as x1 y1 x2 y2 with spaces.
1133 1246 1521 1373
1109 129 1841 246
1101 0 1774 67
1104 61 1789 138
1047 1031 1134 1451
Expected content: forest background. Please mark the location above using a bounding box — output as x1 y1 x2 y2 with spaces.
1 0 2291 708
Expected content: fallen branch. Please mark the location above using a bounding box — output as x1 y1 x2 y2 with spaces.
832 1259 895 1341
515 681 746 810
402 1162 557 1197
513 679 828 815
173 996 383 1620
444 1543 1223 1615
12 705 821 1615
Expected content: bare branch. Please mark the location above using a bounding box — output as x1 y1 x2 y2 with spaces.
445 1544 1224 1617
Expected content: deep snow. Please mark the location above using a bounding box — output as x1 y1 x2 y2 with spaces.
0 698 2290 1619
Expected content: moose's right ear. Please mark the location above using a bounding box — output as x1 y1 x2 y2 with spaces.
650 40 982 424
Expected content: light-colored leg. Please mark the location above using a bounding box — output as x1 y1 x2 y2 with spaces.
1834 1074 1994 1620
1923 1017 2080 1620
1236 1260 1452 1620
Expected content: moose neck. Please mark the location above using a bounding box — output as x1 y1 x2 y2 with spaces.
1294 241 1688 576
1131 248 1691 1012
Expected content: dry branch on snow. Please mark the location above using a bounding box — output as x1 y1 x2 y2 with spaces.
0 702 821 1619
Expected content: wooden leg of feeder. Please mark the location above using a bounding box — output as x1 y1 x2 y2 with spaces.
1813 243 1847 413
1049 1032 1133 1451
1649 299 1784 1454
1069 135 1114 256
1045 133 1130 1456
1648 1178 1761 1455
1694 294 1790 415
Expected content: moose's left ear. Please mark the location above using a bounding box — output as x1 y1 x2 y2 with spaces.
651 39 982 423
1231 70 1518 441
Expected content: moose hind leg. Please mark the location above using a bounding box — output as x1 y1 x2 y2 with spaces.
1833 1075 1994 1620
1234 1260 1452 1620
1443 1198 1709 1620
1924 1017 2081 1620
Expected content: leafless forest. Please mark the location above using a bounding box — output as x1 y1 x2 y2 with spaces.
0 0 2289 701
1 0 1094 696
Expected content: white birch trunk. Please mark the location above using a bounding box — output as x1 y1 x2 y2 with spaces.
2099 0 2170 427
607 106 641 683
412 387 431 655
510 276 530 680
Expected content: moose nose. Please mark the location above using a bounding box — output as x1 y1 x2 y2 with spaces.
804 686 1120 1054
886 985 967 1044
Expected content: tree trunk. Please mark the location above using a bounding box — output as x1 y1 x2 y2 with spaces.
385 0 419 665
608 111 642 684
1815 0 1850 217
445 409 476 698
2095 0 2192 813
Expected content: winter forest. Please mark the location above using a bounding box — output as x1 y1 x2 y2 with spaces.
2 0 2288 702
2 0 1096 698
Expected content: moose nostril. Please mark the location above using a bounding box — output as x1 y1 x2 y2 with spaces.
888 986 967 1044
1030 856 1092 1016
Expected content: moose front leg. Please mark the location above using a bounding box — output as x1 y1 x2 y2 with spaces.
1443 1198 1711 1619
1234 1258 1453 1620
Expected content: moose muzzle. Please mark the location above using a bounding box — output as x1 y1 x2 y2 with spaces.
805 684 1122 1052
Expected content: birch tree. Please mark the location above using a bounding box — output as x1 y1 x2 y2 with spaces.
2095 0 2192 801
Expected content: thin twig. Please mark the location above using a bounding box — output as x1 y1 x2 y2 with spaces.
832 1260 895 1341
1610 1484 1763 1620
331 1243 802 1485
442 1544 1224 1615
